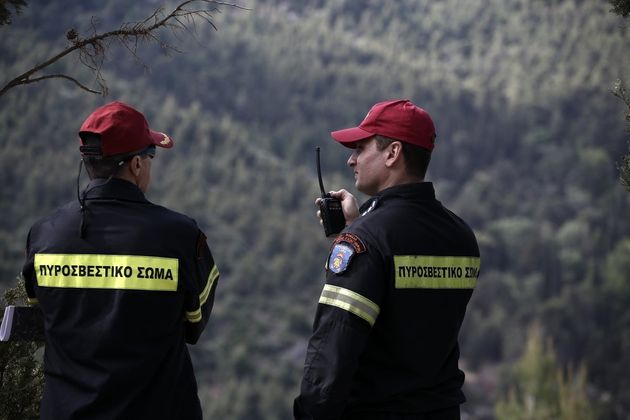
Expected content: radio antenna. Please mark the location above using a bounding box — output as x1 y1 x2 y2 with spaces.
316 147 327 198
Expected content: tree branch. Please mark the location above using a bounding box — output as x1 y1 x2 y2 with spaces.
21 74 102 94
0 0 247 98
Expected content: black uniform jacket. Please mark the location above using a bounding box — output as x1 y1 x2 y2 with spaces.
295 182 480 419
22 178 219 420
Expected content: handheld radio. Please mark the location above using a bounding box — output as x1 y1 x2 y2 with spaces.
316 147 346 237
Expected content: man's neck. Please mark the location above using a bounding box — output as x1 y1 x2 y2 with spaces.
378 172 424 193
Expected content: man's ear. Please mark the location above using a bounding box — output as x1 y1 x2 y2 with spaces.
129 155 142 177
385 141 403 168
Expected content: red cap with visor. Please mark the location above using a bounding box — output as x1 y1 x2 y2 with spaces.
79 101 173 157
330 99 436 150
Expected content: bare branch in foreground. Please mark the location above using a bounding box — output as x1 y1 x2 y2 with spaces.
0 0 247 98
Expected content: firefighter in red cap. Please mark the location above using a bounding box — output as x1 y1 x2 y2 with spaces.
294 99 480 420
22 101 219 419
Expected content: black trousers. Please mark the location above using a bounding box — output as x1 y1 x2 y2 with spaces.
343 405 460 420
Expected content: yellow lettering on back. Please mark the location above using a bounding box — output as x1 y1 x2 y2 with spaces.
34 253 178 292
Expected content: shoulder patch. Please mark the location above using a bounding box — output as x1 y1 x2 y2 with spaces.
196 231 207 260
333 232 366 254
327 233 366 274
328 243 355 274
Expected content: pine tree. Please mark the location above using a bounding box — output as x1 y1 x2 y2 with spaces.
495 324 594 420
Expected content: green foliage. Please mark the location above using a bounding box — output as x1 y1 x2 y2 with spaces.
610 79 630 191
620 149 630 190
1 0 630 418
610 0 630 18
603 238 630 293
495 324 594 420
0 0 27 25
0 278 43 419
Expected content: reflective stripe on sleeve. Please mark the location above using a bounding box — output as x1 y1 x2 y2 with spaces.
27 297 39 305
185 309 202 323
186 264 219 323
34 253 178 291
394 255 480 289
319 284 380 327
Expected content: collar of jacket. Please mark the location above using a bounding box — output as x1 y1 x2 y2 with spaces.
359 182 436 214
83 178 149 203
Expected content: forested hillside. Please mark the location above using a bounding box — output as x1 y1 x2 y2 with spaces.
1 0 630 418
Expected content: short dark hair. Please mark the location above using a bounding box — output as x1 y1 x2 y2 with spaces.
374 135 432 178
83 157 126 179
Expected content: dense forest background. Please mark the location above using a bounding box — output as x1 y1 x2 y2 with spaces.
2 0 630 418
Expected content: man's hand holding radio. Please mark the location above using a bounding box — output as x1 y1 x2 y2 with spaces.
315 189 360 229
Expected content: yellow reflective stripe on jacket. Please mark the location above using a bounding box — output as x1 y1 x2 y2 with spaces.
319 284 380 326
28 297 39 305
186 309 202 323
34 253 178 291
186 265 219 323
394 255 480 289
200 265 219 306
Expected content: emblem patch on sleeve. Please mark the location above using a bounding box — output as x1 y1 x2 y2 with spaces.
328 243 354 274
327 232 367 274
333 233 366 253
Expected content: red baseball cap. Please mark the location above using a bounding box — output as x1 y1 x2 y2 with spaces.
330 99 436 150
79 101 174 157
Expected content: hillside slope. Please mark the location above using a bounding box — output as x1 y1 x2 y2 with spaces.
1 0 630 417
